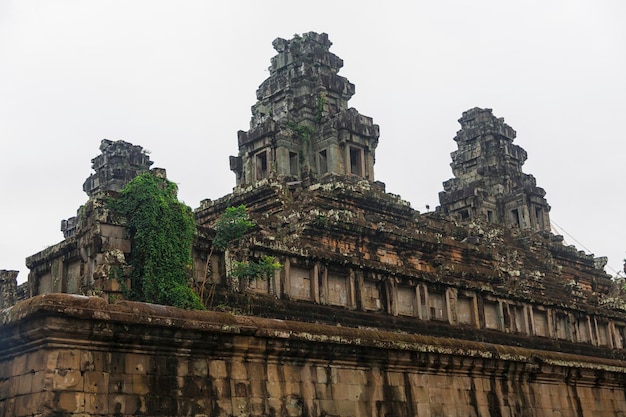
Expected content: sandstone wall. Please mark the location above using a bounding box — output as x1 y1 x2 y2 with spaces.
1 294 625 417
0 270 18 310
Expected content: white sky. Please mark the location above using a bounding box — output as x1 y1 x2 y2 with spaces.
1 1 625 283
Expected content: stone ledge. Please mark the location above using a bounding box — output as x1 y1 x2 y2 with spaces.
3 293 626 377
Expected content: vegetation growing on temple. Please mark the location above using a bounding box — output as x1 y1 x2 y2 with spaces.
212 205 255 251
111 172 204 309
210 205 281 289
232 255 282 283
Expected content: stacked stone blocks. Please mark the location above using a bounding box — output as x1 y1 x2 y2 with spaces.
1 295 626 416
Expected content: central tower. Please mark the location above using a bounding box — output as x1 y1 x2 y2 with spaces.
230 32 379 186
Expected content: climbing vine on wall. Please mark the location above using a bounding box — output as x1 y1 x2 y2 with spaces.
110 172 204 309
212 205 256 251
231 255 282 282
316 92 327 123
287 121 314 144
211 205 281 285
204 205 281 296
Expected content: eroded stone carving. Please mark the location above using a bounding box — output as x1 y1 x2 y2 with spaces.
231 32 379 185
439 107 551 231
28 140 158 301
3 32 626 417
61 139 153 239
83 139 153 197
0 270 18 309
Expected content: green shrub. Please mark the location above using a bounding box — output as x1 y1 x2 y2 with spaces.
111 172 203 310
213 205 255 250
231 255 282 282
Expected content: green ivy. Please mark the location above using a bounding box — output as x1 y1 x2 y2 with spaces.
110 172 204 310
197 205 257 305
316 92 327 123
287 121 314 144
213 205 255 250
231 255 282 282
210 206 282 288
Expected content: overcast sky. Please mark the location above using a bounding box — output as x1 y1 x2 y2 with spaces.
1 1 625 283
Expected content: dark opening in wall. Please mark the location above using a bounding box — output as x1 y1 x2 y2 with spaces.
255 151 268 180
349 146 363 177
289 152 298 176
318 150 328 174
535 206 544 230
511 208 521 227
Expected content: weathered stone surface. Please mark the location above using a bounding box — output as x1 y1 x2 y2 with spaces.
231 32 378 186
439 107 551 232
26 193 132 301
82 139 153 198
3 31 626 417
2 294 626 417
60 139 153 240
194 175 623 360
19 140 157 303
25 149 174 303
0 270 18 309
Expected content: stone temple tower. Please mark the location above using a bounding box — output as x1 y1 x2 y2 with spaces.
61 139 153 238
438 107 551 231
82 139 153 197
230 32 379 186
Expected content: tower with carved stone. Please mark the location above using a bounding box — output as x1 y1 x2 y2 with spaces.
230 32 379 186
82 139 153 197
438 107 551 231
61 139 154 238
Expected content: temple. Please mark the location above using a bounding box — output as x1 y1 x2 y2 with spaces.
230 32 378 185
1 32 626 417
439 107 551 231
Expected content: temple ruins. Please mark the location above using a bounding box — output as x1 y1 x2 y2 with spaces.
1 32 626 417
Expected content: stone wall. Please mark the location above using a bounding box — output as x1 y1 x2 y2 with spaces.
6 32 626 417
26 195 130 301
0 270 18 309
1 294 626 417
195 179 625 358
